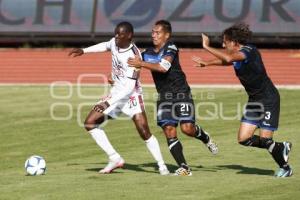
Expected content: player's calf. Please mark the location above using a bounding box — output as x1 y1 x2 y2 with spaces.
194 125 209 143
84 112 106 131
167 137 188 167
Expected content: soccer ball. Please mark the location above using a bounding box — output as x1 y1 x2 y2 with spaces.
24 155 46 176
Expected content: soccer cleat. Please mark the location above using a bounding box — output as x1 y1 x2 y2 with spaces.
99 157 125 174
173 165 192 176
282 141 292 163
159 164 170 175
198 128 218 155
206 139 218 155
275 166 293 177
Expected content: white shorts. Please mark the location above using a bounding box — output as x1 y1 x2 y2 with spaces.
97 91 145 118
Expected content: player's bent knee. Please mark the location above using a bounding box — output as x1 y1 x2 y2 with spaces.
84 123 95 131
163 125 175 133
163 126 177 138
84 119 97 131
181 125 195 137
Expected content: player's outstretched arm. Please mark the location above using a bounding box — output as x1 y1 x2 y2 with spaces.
127 55 169 73
69 48 84 57
69 41 111 58
202 33 245 63
202 33 232 63
192 56 230 67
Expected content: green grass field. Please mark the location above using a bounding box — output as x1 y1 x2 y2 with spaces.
0 86 299 200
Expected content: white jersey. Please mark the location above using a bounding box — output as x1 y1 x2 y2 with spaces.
83 38 142 107
110 38 141 86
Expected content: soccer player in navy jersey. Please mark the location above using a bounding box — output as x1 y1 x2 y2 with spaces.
128 20 218 176
193 22 292 177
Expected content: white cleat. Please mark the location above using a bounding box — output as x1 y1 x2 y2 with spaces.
159 164 170 175
197 126 218 155
173 167 192 176
99 157 125 174
206 139 218 155
275 166 293 178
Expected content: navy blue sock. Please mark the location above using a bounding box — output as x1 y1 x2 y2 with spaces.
167 137 187 167
194 125 209 144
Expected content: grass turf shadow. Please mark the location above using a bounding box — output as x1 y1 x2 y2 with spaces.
85 162 178 174
216 164 274 176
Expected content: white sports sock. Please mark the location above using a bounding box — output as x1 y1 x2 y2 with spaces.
89 128 120 160
145 135 165 167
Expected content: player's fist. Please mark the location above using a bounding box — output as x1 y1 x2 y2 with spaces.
127 55 142 70
93 101 110 113
192 56 207 67
69 48 84 57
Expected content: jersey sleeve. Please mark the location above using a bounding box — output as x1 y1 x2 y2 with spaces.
239 46 252 63
162 43 178 60
83 38 113 53
158 43 178 71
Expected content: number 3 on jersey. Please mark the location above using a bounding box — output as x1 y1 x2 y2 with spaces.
265 111 271 120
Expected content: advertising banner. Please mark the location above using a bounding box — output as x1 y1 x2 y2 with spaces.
0 0 299 35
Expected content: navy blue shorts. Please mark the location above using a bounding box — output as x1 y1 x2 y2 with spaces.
241 98 280 131
156 98 195 128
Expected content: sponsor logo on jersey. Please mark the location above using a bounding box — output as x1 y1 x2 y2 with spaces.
144 54 160 63
262 121 271 126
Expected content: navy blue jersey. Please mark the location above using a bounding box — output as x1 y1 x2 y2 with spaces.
233 44 279 100
142 41 190 99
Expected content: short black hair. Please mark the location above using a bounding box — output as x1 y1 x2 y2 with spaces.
222 22 252 45
155 20 172 34
116 21 134 34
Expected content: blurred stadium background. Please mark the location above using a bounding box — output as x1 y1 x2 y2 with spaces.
1 1 300 200
0 0 300 85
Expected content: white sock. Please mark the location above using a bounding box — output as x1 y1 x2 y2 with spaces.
145 135 165 167
89 128 121 160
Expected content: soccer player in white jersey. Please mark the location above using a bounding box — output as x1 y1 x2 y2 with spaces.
69 21 169 175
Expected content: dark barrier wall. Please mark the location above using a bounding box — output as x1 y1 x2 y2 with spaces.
0 0 299 42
